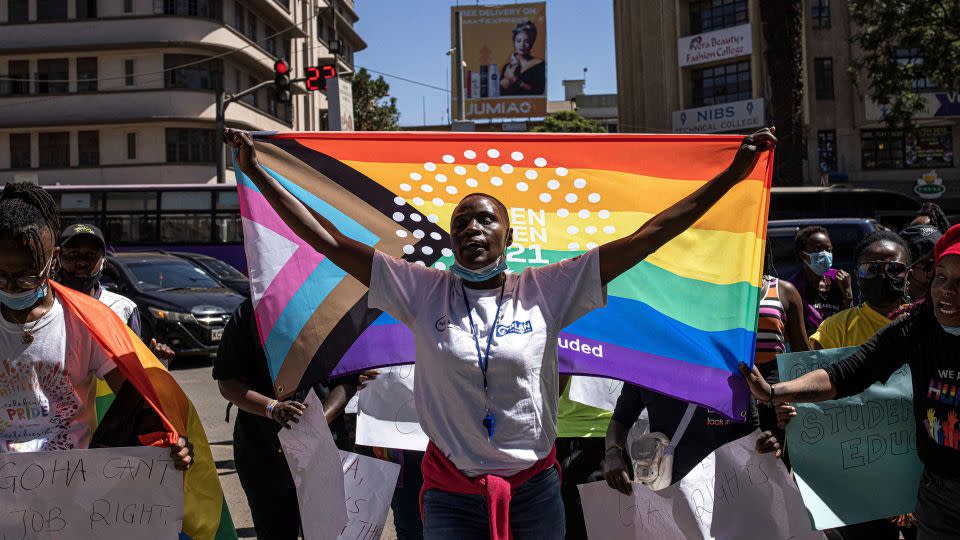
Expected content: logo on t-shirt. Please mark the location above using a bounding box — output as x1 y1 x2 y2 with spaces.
435 315 452 332
495 321 533 337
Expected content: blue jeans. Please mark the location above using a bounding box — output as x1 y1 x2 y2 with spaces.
422 468 565 540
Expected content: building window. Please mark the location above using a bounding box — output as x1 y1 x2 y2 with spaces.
895 48 938 91
247 14 257 41
127 132 137 160
689 0 748 34
861 127 954 170
265 26 277 57
811 0 830 29
36 59 69 94
122 0 132 13
6 60 30 95
691 60 751 106
9 134 31 169
162 0 221 18
78 130 99 166
233 2 245 33
165 128 215 163
37 0 68 20
76 0 97 18
8 0 29 22
814 57 835 100
817 130 837 172
38 132 70 168
164 55 223 90
77 57 98 92
124 59 135 86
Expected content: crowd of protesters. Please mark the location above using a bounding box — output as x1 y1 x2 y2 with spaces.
1 124 954 540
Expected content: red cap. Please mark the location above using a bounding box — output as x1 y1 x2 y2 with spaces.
934 224 960 266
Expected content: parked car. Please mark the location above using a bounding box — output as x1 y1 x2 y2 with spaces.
101 252 245 359
171 252 250 296
767 218 883 298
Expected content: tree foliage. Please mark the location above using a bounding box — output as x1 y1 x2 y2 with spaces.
532 110 607 133
759 0 805 186
850 0 960 128
351 68 400 131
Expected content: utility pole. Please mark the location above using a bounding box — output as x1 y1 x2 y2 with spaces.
454 10 466 121
214 79 283 184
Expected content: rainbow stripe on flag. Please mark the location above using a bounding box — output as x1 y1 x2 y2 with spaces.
56 282 237 540
236 132 772 419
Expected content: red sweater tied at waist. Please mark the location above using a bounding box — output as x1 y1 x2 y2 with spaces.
419 442 560 540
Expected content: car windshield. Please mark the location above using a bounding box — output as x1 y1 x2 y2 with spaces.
126 261 222 291
196 257 246 281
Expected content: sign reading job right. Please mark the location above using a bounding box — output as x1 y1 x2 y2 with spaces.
452 3 547 120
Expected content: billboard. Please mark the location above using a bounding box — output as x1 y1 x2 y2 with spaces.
451 2 547 120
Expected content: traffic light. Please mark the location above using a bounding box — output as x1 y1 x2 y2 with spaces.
274 58 291 104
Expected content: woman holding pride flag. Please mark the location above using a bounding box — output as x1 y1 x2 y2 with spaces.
226 126 776 539
741 223 960 539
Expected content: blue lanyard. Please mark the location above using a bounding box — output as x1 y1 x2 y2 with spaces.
461 279 505 439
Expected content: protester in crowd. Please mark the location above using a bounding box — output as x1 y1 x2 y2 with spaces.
214 297 356 540
0 182 192 465
226 126 776 539
754 246 809 452
555 376 612 539
809 230 911 350
602 385 759 494
910 202 951 234
901 225 944 303
741 223 960 539
786 226 853 335
54 222 175 364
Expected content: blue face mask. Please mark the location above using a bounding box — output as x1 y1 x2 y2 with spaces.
804 250 833 276
451 255 508 282
0 284 47 311
942 325 960 336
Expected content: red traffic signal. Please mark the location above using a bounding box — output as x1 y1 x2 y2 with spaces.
274 59 289 76
274 58 291 104
305 64 337 93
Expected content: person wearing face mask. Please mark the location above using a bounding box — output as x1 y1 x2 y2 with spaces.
741 223 960 539
901 225 943 304
54 223 175 365
786 226 853 335
809 231 911 351
226 127 777 540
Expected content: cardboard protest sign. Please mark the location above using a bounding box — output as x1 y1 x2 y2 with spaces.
568 375 624 411
0 446 183 540
356 365 428 451
778 348 923 529
278 389 348 540
579 433 823 540
337 451 400 540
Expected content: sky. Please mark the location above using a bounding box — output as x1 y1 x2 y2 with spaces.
354 0 617 127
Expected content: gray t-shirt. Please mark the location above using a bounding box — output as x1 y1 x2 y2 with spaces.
369 249 606 476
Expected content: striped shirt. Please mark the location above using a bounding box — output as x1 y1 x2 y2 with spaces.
755 276 787 365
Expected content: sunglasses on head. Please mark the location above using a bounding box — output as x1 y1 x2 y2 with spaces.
856 261 908 280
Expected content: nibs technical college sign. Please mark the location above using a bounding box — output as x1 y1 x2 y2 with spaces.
677 23 752 67
672 98 765 134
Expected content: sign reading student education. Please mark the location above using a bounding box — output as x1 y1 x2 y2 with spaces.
677 23 752 68
452 2 547 120
672 98 765 134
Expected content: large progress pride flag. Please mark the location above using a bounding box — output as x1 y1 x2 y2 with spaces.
235 132 772 419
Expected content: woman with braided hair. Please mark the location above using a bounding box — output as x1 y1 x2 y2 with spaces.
0 183 192 467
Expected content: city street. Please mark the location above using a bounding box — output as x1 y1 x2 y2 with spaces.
171 358 398 539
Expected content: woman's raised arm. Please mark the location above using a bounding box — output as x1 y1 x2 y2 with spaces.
225 128 375 286
597 127 777 286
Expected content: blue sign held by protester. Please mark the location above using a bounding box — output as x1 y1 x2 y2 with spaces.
778 348 924 530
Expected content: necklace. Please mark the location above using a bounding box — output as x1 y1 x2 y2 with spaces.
16 304 51 344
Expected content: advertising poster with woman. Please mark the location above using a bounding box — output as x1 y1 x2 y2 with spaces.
451 2 547 120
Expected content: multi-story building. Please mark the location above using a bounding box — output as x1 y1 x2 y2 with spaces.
0 0 364 185
614 0 959 211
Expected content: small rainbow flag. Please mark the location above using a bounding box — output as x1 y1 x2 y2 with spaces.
236 132 771 419
56 282 237 540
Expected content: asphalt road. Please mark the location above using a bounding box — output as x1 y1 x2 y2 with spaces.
171 359 398 540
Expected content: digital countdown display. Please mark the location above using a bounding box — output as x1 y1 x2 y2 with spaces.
305 65 337 92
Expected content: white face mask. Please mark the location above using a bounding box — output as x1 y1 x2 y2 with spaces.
942 325 960 336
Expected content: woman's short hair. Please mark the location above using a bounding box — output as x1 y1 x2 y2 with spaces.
854 230 911 265
512 20 538 43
